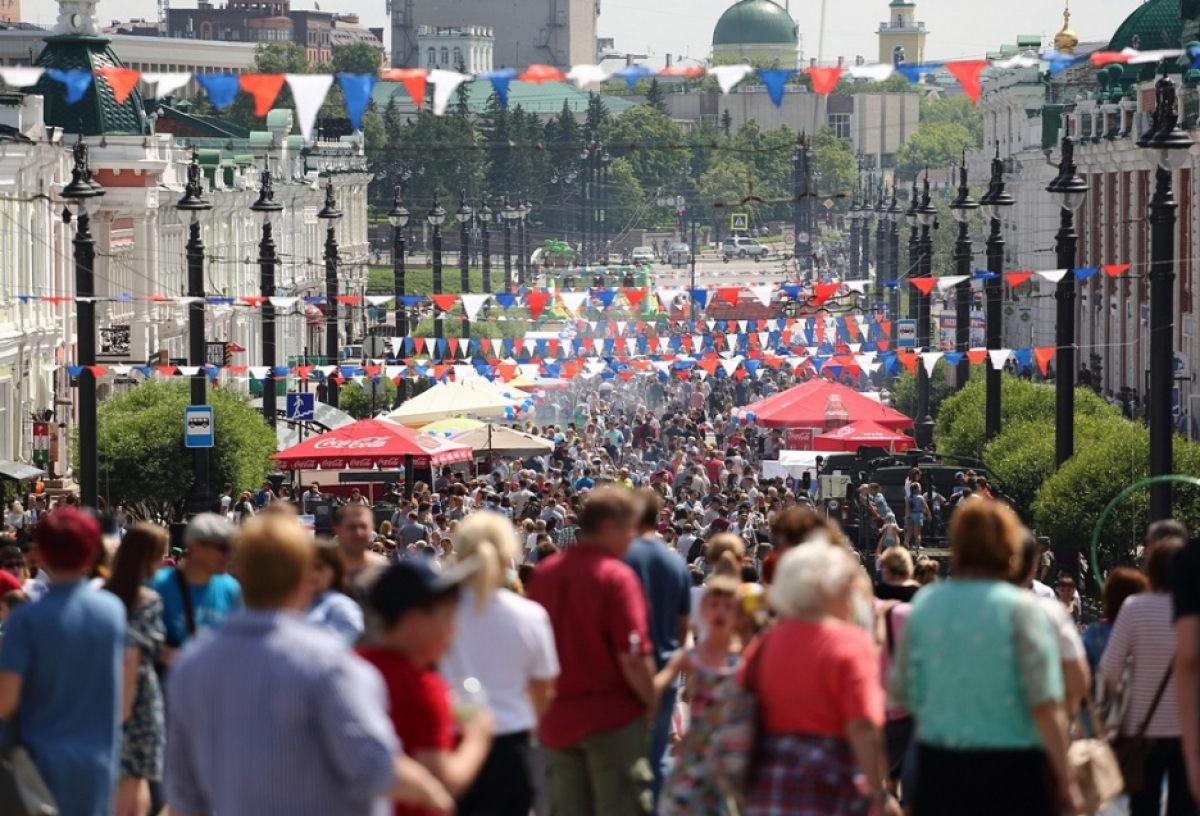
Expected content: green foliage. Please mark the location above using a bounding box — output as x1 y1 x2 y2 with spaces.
338 377 397 420
896 122 979 183
331 42 384 75
601 106 688 196
920 96 984 145
645 79 668 115
409 319 528 339
85 380 277 511
889 361 970 422
935 375 1120 462
809 128 857 209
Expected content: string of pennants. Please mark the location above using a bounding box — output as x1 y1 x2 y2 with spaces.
11 263 1137 314
2 46 1195 140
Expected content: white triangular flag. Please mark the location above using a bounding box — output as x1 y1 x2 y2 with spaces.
737 320 748 333
749 283 773 307
566 64 608 89
615 321 627 336
177 366 201 376
490 338 504 357
991 55 1038 69
720 357 742 376
460 294 490 321
559 291 588 314
1038 269 1070 284
937 275 969 292
709 65 755 94
844 280 869 294
854 354 877 371
385 366 403 378
0 67 43 87
269 296 298 309
847 64 894 81
249 367 270 380
141 72 192 98
1123 47 1185 64
112 365 132 375
366 295 394 306
988 349 1012 369
625 337 639 356
920 352 943 377
389 337 405 356
286 74 334 141
429 69 470 116
657 288 683 309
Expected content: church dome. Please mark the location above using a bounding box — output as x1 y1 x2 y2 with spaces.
1106 0 1180 53
1054 9 1078 54
713 0 798 47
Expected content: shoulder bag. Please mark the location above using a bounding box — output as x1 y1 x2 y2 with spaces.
0 718 58 816
1067 696 1123 815
1112 662 1173 796
710 629 773 801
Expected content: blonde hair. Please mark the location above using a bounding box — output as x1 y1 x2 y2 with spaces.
234 514 313 609
767 542 862 618
880 546 914 579
455 510 521 611
706 533 745 578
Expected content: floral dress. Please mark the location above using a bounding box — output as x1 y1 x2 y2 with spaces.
661 650 740 816
121 592 166 781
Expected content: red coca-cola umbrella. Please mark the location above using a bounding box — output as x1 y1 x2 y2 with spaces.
275 418 473 471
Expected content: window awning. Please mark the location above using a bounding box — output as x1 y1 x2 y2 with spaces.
0 460 44 481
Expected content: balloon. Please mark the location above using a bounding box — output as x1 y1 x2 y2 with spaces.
746 412 756 422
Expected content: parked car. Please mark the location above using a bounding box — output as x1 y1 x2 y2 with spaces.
665 242 691 266
721 236 771 260
630 246 655 264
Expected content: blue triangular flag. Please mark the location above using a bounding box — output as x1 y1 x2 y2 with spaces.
972 269 998 280
613 64 653 90
756 69 793 107
896 63 936 83
479 69 517 107
1013 348 1034 372
689 289 710 309
944 352 964 366
1074 267 1099 281
494 292 517 309
47 69 94 105
399 295 423 307
336 74 378 130
593 288 617 308
66 365 84 378
1044 52 1085 75
195 74 240 109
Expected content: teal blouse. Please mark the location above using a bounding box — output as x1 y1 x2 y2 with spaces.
890 579 1063 750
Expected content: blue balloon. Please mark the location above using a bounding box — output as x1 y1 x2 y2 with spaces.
746 412 756 422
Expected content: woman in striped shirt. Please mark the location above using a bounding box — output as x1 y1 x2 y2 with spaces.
1099 537 1197 816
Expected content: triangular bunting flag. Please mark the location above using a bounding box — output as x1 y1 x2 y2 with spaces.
239 73 286 116
945 59 988 103
1037 269 1070 284
525 290 552 319
1005 271 1034 288
460 294 490 321
909 277 937 295
1034 346 1056 377
94 67 141 104
287 74 334 141
936 275 969 292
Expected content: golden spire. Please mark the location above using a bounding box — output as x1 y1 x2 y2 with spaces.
1054 2 1078 54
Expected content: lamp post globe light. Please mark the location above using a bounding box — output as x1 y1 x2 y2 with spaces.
388 185 410 406
948 155 979 387
316 177 343 407
1045 137 1088 467
456 191 473 340
501 195 517 291
978 145 1015 440
176 151 214 511
1139 69 1192 521
915 174 938 449
64 132 105 509
428 190 447 340
250 166 284 427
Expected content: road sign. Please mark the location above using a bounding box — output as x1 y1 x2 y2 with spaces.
184 406 214 449
783 231 796 245
286 392 316 422
730 212 749 231
896 319 917 349
823 199 834 209
797 231 810 244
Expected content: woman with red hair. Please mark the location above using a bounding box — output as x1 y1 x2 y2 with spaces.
0 507 128 816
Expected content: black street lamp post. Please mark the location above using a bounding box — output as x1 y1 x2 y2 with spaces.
905 179 920 329
64 133 105 509
948 156 979 386
428 190 447 339
250 166 284 428
979 146 1015 440
177 152 213 512
887 184 901 342
1045 137 1088 467
915 175 938 449
1139 70 1192 521
502 196 516 291
859 177 874 277
479 201 493 294
874 185 887 290
456 191 472 340
316 178 342 407
518 197 532 286
387 186 410 405
848 193 861 279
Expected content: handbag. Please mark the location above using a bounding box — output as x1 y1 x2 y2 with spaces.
1069 697 1124 815
1112 662 1173 796
0 719 58 816
710 629 772 800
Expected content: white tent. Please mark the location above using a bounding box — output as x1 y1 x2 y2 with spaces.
453 424 555 457
386 380 524 426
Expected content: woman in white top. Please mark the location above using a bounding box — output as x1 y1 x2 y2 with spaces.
441 511 559 816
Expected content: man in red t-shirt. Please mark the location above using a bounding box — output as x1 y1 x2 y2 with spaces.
527 488 656 816
359 558 494 816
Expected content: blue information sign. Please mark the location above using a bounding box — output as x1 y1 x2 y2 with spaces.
286 392 316 422
184 406 214 449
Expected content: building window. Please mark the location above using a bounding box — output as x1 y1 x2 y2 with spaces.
440 47 449 65
427 47 435 66
892 45 906 66
452 46 462 68
828 113 851 140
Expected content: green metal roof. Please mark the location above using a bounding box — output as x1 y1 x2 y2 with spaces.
371 79 634 117
1107 0 1181 53
28 35 149 136
712 0 798 46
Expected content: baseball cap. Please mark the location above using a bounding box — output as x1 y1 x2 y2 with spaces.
369 556 480 625
184 513 237 549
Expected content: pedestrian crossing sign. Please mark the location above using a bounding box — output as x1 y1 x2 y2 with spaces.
730 213 749 231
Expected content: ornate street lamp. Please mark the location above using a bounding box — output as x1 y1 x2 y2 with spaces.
428 190 447 339
948 156 979 386
316 177 342 406
387 185 410 405
978 145 1015 440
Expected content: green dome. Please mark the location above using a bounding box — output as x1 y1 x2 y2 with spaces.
713 0 798 47
1106 0 1180 53
27 35 150 137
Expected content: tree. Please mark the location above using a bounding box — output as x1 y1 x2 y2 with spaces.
889 361 967 422
920 95 984 145
645 78 668 115
339 377 397 420
720 109 733 137
85 381 277 512
600 106 687 196
809 127 857 209
896 121 978 182
332 42 385 75
697 156 752 240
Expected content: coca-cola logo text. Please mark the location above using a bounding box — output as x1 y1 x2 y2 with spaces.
312 436 391 450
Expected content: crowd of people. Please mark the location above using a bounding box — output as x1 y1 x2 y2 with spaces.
0 373 1196 816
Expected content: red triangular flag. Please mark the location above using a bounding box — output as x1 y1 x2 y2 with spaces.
156 365 176 377
623 288 648 308
334 295 362 305
1102 264 1131 277
1090 51 1131 67
966 349 988 365
519 64 565 83
496 363 518 381
430 294 459 313
239 74 286 117
381 68 428 107
1005 271 1034 288
412 337 426 355
445 338 459 357
811 283 840 306
805 66 843 96
896 351 918 374
241 296 267 307
1034 346 1056 377
909 277 937 296
525 290 552 319
717 287 741 306
95 67 141 104
945 60 988 104
89 365 108 378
